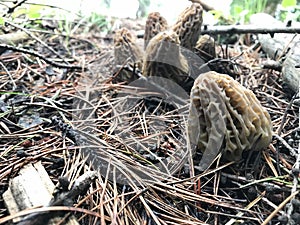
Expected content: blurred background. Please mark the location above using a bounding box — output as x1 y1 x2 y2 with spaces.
41 0 298 25
0 0 298 36
2 0 297 23
43 0 232 22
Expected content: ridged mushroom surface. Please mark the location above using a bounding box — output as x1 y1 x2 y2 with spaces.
143 31 189 85
113 27 143 82
144 12 168 50
188 71 272 168
172 3 203 51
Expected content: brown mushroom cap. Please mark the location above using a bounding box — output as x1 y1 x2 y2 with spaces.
113 28 143 82
172 3 203 51
144 12 168 50
188 71 272 168
142 31 189 85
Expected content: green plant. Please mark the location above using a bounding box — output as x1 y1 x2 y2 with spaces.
136 0 151 18
278 0 299 22
83 12 109 33
230 0 299 23
207 10 234 25
11 4 43 20
56 14 73 46
281 0 296 8
57 15 72 35
230 0 268 23
0 17 4 25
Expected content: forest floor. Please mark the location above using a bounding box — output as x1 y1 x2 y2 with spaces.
0 15 299 225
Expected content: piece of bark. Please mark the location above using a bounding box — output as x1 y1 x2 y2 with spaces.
0 31 29 45
0 31 30 54
250 13 300 94
2 162 79 225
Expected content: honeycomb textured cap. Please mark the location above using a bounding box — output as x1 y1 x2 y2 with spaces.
114 28 135 46
188 71 272 164
172 3 203 51
113 28 143 64
142 31 189 84
144 12 168 50
113 28 143 82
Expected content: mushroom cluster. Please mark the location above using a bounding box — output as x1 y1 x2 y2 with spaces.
112 3 272 170
113 3 210 87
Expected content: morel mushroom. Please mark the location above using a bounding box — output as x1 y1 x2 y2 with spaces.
113 28 143 82
188 71 272 170
144 12 168 50
143 31 189 85
172 3 203 51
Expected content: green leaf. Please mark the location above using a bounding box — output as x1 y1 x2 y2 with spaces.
27 5 42 19
0 17 4 26
28 11 41 19
234 6 243 15
12 8 26 18
210 10 223 20
282 0 296 7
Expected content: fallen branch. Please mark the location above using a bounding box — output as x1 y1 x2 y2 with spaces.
137 25 300 38
201 25 300 35
250 13 300 94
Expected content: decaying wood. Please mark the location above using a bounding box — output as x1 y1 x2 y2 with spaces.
250 13 300 94
0 31 29 45
2 162 79 225
201 25 300 35
0 31 29 54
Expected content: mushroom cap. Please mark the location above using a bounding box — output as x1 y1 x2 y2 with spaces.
188 71 272 165
144 12 168 50
172 3 203 51
143 31 189 85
